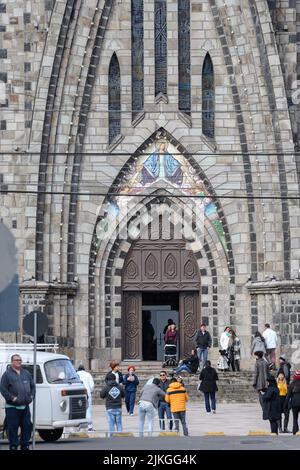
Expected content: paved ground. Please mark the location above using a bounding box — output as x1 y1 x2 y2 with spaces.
1 402 299 452
86 402 272 436
1 436 300 451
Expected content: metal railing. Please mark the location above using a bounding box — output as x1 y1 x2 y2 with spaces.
0 343 59 353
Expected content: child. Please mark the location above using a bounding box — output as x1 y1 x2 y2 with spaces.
276 372 289 433
123 366 139 416
165 378 189 436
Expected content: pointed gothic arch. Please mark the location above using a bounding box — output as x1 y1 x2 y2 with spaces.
178 0 191 115
131 0 144 121
202 53 215 139
154 0 167 99
108 52 121 144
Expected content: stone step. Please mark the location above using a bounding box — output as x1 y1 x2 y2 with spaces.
91 369 257 404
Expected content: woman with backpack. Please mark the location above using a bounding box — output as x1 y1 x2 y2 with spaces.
251 331 266 357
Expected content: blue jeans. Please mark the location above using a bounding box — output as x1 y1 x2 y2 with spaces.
138 401 155 436
197 348 208 368
204 392 216 412
175 364 192 374
125 391 136 414
173 411 188 436
5 405 32 449
158 402 173 430
106 408 122 436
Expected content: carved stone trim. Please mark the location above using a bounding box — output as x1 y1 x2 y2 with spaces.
20 281 78 296
122 282 200 291
246 280 300 294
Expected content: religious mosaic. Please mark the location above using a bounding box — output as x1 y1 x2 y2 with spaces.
97 138 226 250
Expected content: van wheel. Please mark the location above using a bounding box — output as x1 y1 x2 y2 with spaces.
38 428 63 442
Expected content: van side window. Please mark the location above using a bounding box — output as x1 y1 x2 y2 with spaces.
18 364 43 384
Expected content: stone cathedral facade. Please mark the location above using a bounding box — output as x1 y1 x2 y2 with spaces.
1 0 300 368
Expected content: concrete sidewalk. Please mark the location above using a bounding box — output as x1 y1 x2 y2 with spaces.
86 402 273 436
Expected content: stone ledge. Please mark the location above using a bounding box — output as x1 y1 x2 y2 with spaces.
246 279 300 294
20 280 78 296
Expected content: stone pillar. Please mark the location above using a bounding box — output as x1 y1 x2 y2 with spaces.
19 281 78 353
247 280 300 368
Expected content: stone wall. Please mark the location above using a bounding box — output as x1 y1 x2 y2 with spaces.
0 0 299 367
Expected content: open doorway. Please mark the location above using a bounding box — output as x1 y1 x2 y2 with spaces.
142 292 179 361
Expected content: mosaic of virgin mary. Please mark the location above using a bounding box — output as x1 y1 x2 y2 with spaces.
141 138 183 186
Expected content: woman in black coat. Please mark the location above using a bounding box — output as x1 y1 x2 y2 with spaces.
262 375 281 434
175 349 199 374
285 370 300 435
199 360 218 414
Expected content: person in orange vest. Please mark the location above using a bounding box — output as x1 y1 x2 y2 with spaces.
165 377 188 436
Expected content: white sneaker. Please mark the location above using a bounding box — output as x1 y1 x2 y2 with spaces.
207 411 211 415
212 410 216 414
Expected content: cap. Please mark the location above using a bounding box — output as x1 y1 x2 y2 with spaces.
293 370 300 380
279 355 286 361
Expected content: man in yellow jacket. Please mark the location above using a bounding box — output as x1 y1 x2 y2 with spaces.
165 378 189 436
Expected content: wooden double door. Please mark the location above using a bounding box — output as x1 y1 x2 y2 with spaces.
122 240 201 360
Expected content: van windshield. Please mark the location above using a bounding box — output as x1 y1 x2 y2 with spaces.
44 359 80 384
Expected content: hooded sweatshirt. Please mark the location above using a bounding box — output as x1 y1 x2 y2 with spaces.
100 379 124 409
165 382 188 413
139 383 165 409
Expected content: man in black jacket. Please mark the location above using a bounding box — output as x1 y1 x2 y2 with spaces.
100 372 124 436
0 354 35 450
158 371 172 431
194 324 212 370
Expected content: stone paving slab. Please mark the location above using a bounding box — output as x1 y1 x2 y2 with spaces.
85 402 272 436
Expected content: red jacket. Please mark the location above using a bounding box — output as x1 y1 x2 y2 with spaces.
164 329 178 344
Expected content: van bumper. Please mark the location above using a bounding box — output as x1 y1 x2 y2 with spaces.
52 419 88 428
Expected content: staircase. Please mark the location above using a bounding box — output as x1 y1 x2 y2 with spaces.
92 362 257 404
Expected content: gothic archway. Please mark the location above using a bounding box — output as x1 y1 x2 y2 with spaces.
88 129 235 361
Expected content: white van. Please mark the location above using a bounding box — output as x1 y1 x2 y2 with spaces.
0 344 88 442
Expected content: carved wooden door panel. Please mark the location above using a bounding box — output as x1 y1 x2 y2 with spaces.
123 292 142 360
179 291 200 358
122 240 200 291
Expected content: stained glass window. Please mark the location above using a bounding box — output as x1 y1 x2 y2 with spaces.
155 0 167 97
131 0 144 121
108 53 121 144
178 0 191 115
202 53 215 138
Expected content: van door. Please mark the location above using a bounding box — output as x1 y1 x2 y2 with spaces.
22 364 52 427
